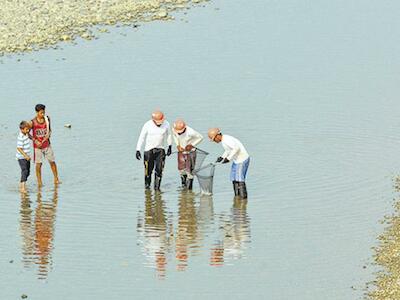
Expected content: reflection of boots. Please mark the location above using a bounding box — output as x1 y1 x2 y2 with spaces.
238 182 248 199
145 176 151 189
186 178 194 190
181 175 187 188
233 181 240 196
154 176 162 191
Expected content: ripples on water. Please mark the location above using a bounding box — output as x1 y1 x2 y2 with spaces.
19 187 59 280
137 190 251 279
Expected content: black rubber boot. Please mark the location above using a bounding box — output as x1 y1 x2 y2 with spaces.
238 182 248 199
233 181 240 196
154 176 162 191
186 178 194 190
181 175 187 188
145 176 151 189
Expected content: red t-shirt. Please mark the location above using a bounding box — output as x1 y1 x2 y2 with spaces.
32 117 51 149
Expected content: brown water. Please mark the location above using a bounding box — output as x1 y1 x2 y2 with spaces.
1 0 400 299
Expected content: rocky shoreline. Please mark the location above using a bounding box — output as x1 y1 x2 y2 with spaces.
0 0 207 55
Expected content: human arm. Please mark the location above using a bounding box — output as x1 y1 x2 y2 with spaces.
166 122 172 156
173 132 184 152
136 123 148 160
185 130 203 151
17 147 31 161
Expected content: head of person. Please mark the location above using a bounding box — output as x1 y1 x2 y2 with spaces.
35 104 46 118
19 121 30 134
152 110 165 127
173 119 186 135
208 128 222 143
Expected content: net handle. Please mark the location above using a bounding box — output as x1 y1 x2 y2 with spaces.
170 147 209 156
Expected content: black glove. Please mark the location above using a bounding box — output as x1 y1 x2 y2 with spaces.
167 145 172 156
136 151 142 160
222 158 230 164
216 157 223 163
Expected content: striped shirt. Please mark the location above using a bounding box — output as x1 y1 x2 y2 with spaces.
16 131 31 160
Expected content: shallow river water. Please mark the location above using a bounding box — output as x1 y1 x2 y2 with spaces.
1 1 400 299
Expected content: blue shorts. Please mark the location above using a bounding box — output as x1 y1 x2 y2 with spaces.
230 158 250 182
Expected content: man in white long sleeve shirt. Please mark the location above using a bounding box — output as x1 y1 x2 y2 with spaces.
172 119 203 190
136 110 172 190
208 128 250 199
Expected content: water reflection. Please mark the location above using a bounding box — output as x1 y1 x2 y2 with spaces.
210 198 251 266
137 191 251 278
19 187 59 280
137 190 173 279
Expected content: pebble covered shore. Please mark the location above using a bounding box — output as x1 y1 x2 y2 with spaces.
368 178 400 299
0 0 207 55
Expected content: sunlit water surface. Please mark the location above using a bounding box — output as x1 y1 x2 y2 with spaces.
1 1 400 299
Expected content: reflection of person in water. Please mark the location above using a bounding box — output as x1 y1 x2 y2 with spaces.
19 187 59 279
210 198 251 266
175 191 199 271
34 187 59 279
19 192 34 268
137 190 172 279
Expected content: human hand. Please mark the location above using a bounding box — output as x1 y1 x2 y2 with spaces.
177 146 185 152
136 151 142 160
222 158 230 164
185 144 194 151
216 157 223 163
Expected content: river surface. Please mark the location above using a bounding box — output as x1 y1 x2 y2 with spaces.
1 1 400 299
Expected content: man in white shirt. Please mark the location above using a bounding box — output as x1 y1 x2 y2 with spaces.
172 119 203 190
208 128 250 199
136 110 172 190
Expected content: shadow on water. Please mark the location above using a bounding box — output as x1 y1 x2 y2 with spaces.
19 186 59 280
137 190 251 279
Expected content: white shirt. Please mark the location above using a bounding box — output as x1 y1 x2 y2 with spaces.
221 135 249 164
172 126 203 151
136 120 172 151
16 131 31 160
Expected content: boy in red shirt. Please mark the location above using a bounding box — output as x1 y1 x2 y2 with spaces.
29 104 60 187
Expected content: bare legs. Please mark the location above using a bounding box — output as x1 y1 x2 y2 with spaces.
50 161 60 184
35 161 60 188
36 163 43 188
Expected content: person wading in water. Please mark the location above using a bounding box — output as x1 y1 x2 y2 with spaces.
172 119 203 190
136 110 172 190
208 128 250 199
29 104 60 187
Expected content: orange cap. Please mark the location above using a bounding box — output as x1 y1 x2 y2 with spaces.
173 119 186 134
152 110 165 125
208 128 221 140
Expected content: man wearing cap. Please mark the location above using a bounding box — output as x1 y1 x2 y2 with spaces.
172 119 203 190
136 111 172 190
208 128 250 198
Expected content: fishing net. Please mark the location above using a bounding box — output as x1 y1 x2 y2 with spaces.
175 148 209 173
192 148 208 171
193 163 216 195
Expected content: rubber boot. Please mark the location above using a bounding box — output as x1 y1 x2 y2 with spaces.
186 178 194 190
145 176 151 189
181 175 187 188
233 181 240 196
238 182 248 199
154 176 162 191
